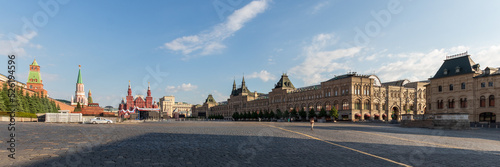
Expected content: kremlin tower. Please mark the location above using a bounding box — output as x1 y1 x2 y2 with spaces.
71 65 87 106
26 59 48 96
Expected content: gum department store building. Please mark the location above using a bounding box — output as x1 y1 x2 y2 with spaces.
193 73 428 121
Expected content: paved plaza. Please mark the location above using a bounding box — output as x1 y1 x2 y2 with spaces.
1 121 500 167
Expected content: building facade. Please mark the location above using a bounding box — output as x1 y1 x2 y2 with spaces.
159 96 192 118
426 52 499 123
194 73 428 121
118 82 158 111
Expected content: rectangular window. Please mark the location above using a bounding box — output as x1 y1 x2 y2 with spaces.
481 82 486 88
438 86 442 92
449 84 453 91
489 82 493 87
461 83 466 90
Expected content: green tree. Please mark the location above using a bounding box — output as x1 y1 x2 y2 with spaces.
319 108 327 118
308 108 316 118
298 108 307 120
75 102 82 112
276 109 282 119
1 83 10 111
232 112 240 120
57 104 61 110
283 109 289 119
0 89 6 111
269 110 275 120
15 87 24 113
264 110 270 120
258 110 264 118
252 111 258 119
330 106 339 121
23 91 30 113
290 109 298 119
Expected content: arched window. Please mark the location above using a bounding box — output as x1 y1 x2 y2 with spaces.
363 101 370 110
438 86 442 92
355 100 361 110
448 99 455 109
460 98 467 108
489 95 495 107
342 100 349 110
480 96 486 107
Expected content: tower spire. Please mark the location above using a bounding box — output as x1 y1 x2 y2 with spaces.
147 82 151 97
77 65 83 84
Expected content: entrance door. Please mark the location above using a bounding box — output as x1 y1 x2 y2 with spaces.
392 107 399 120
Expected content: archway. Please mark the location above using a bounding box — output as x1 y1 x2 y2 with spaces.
364 113 371 120
479 112 496 123
392 107 399 120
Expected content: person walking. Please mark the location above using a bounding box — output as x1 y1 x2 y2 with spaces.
310 117 315 131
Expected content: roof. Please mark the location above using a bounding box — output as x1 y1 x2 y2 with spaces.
274 74 295 89
27 70 42 84
205 94 216 104
432 55 478 79
31 59 39 66
77 67 83 84
475 67 500 78
382 79 410 87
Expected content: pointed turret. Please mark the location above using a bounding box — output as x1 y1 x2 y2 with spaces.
242 75 246 88
31 59 39 66
232 79 236 91
147 82 151 97
128 80 132 96
88 89 93 104
77 65 83 84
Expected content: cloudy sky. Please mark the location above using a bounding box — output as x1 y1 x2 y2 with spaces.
1 0 500 107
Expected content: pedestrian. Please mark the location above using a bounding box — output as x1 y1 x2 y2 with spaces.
310 117 315 131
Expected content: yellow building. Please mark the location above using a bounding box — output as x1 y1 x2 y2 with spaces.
426 52 498 123
194 73 428 121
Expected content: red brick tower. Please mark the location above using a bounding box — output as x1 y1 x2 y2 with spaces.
145 82 153 108
26 59 48 96
126 81 134 110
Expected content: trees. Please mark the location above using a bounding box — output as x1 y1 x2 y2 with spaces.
308 108 316 119
258 110 264 119
269 110 275 120
264 110 270 120
319 108 327 118
283 109 290 120
252 111 258 119
290 109 298 120
75 102 82 112
330 106 339 121
232 112 240 120
276 109 283 120
298 108 307 121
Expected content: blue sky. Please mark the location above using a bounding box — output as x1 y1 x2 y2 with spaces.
1 0 500 107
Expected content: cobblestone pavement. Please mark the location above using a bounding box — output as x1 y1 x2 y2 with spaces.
1 121 499 167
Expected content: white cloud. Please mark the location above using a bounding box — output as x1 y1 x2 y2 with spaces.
247 70 277 82
474 45 500 68
163 0 269 58
290 33 362 85
0 31 38 57
311 1 329 14
372 46 471 82
165 83 198 93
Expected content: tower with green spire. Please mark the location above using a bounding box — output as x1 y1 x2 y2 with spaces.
71 65 87 106
27 59 47 96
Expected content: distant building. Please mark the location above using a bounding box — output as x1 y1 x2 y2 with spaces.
26 59 47 96
118 81 158 110
159 96 192 118
71 65 87 106
426 52 499 123
195 73 428 121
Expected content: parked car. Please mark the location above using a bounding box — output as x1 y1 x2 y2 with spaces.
89 117 113 124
